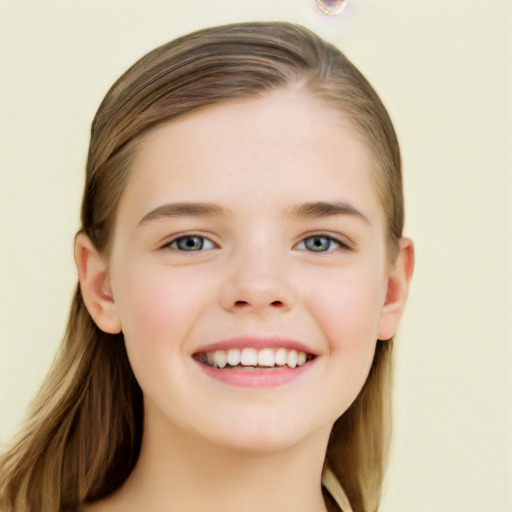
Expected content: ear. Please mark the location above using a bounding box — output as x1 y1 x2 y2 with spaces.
74 233 122 334
378 237 415 341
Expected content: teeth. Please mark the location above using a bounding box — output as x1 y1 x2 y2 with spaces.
240 348 258 366
258 348 275 367
200 347 311 369
287 349 298 368
212 350 227 368
227 348 241 366
275 348 287 366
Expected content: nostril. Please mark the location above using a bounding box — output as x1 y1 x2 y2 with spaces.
232 300 284 308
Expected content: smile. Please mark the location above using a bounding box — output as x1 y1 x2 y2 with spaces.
196 347 314 369
192 338 318 387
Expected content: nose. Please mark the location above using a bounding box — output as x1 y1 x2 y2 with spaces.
219 250 295 314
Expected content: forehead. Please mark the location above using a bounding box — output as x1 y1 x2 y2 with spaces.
119 88 384 225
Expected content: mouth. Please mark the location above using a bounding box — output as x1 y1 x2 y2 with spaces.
194 347 315 370
192 339 317 387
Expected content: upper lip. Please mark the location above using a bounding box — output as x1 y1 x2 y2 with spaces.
193 336 319 356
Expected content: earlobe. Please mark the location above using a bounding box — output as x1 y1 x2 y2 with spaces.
377 237 415 341
74 233 122 334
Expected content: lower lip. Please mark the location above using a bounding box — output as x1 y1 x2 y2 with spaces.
195 360 314 387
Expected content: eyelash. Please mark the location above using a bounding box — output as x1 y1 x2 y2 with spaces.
161 235 216 252
296 234 350 253
160 233 350 253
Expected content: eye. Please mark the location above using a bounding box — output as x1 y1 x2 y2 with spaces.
164 235 215 252
296 235 346 253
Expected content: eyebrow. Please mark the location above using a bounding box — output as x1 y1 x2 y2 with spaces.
286 201 370 224
138 202 229 226
137 200 370 226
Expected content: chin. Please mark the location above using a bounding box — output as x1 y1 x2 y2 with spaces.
194 412 332 456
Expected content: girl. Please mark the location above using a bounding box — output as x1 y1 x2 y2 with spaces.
0 21 413 512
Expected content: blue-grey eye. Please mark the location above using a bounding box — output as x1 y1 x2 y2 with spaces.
170 236 214 251
298 236 341 252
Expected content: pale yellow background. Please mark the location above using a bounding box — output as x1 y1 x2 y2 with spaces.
1 1 511 510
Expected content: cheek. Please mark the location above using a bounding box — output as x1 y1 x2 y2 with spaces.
312 268 385 348
110 261 218 405
307 266 385 407
111 261 210 355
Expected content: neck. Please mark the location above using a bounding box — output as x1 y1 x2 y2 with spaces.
95 401 331 512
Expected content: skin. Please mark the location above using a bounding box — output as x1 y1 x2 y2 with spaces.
77 87 414 511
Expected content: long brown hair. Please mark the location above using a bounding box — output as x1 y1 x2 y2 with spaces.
0 22 403 512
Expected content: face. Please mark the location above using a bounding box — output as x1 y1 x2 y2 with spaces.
105 88 393 453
